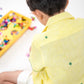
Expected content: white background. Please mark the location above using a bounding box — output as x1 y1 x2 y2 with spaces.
0 0 84 73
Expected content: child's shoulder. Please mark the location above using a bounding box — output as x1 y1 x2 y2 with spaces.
75 18 84 25
32 33 48 47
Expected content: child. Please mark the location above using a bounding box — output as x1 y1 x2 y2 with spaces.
0 0 84 84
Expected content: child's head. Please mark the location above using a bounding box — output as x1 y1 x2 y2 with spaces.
26 0 69 25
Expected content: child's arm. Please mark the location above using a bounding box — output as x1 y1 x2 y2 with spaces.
3 81 16 84
0 70 23 84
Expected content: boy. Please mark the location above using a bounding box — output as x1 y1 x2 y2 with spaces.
0 0 84 84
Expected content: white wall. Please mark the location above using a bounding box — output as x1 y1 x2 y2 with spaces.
0 0 84 18
66 0 84 18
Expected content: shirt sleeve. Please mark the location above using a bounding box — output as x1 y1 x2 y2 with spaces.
29 34 44 72
17 70 33 84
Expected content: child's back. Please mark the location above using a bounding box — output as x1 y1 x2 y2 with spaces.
30 12 84 84
0 0 84 84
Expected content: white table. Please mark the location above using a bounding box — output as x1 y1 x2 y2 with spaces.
0 0 44 73
0 0 84 73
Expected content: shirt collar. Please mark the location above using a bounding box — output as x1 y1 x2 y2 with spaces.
42 12 74 32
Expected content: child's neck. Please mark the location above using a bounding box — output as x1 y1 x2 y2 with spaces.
45 10 65 26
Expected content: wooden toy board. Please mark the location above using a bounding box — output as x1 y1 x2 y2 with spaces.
0 11 32 57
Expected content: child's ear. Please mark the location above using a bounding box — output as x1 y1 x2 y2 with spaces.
32 10 43 20
32 10 49 25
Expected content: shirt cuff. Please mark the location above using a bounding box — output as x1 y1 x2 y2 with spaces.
17 70 33 84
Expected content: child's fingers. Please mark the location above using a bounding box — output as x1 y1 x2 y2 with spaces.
3 81 16 84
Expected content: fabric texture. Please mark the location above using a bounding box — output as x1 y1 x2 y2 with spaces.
17 70 33 84
29 12 84 84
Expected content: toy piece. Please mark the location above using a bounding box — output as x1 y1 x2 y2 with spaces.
28 26 37 31
26 53 30 57
4 36 10 45
31 17 35 21
28 16 37 31
22 17 26 21
0 8 2 10
0 8 3 18
11 30 19 35
0 32 2 35
0 11 32 57
0 15 2 17
0 35 10 51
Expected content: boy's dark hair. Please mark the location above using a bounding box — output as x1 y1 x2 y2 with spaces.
26 0 68 16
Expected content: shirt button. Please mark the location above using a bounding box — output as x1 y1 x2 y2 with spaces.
69 62 72 66
45 36 48 39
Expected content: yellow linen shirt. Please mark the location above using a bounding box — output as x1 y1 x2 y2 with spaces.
29 12 84 84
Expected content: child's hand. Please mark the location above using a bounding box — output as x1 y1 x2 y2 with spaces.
0 70 23 84
0 72 5 84
0 72 15 84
